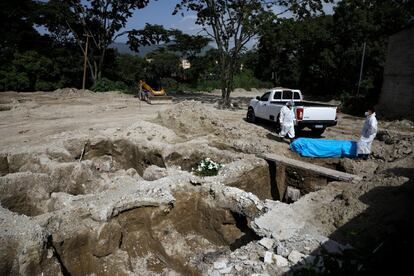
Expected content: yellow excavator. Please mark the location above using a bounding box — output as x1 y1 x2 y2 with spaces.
138 80 173 104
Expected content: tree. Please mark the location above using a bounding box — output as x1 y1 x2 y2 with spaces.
144 48 181 86
41 0 167 85
168 30 211 59
255 0 414 101
174 0 332 105
331 0 414 98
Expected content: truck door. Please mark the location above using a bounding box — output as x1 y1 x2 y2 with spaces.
266 91 282 122
256 92 271 118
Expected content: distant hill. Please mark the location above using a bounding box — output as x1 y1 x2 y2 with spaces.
109 42 162 57
109 42 214 57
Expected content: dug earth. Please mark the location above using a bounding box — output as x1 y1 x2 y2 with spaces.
0 89 413 275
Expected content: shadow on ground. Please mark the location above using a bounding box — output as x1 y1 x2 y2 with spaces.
288 168 414 275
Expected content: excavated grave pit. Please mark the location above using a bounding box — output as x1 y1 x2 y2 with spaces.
0 138 346 216
0 134 351 275
45 190 259 275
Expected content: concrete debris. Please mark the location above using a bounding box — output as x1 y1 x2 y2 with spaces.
286 186 301 202
288 250 306 265
213 259 228 270
321 239 352 254
219 265 233 274
264 251 273 264
273 254 289 267
276 244 290 257
258 237 274 250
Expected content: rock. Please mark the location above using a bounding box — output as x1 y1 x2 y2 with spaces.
125 168 137 176
142 165 168 181
219 265 233 274
321 239 351 254
213 259 228 270
258 237 274 250
92 155 113 172
209 270 221 276
264 251 273 264
285 186 301 202
234 264 243 272
93 221 122 257
273 254 289 267
288 250 305 265
276 244 290 257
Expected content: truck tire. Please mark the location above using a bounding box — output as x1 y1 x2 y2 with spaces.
246 108 256 123
311 127 326 136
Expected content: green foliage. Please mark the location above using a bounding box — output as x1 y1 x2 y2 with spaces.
160 78 179 91
104 54 146 89
256 0 414 101
234 69 272 91
144 49 181 86
40 0 154 84
0 51 57 91
167 31 211 59
91 78 128 92
174 0 333 104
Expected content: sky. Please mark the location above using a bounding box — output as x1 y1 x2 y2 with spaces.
37 0 335 48
118 0 200 42
115 0 336 48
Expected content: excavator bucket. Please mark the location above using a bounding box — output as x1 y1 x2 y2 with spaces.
138 80 173 105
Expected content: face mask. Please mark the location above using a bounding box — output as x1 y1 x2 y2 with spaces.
364 112 370 117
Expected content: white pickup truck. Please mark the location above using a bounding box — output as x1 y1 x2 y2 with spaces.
247 88 337 136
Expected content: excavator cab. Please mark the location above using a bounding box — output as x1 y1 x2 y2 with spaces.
138 80 173 105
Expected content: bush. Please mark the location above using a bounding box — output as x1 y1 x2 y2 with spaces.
91 78 128 92
234 69 272 90
196 80 221 92
340 92 376 116
160 77 178 92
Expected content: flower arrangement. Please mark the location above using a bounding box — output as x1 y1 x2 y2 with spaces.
193 158 224 176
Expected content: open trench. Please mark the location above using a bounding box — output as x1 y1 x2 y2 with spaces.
0 136 344 275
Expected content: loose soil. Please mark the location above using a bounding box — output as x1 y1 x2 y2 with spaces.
1 88 413 275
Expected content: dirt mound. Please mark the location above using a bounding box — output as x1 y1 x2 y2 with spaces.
53 88 95 97
157 100 224 134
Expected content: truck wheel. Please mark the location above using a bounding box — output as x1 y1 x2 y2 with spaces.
311 127 326 136
246 108 256 123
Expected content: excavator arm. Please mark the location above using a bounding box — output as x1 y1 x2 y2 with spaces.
138 80 172 105
139 80 166 96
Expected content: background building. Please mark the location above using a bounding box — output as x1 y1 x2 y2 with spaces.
377 22 414 121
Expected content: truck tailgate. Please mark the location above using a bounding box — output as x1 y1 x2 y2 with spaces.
302 106 337 121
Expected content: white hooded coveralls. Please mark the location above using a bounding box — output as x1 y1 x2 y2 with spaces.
357 112 378 155
279 105 295 138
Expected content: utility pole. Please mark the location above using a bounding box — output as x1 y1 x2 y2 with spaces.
82 34 90 90
357 42 366 96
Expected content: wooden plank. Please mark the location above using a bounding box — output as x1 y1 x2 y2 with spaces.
260 154 362 183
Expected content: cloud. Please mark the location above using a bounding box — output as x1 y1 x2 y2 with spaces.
172 14 203 34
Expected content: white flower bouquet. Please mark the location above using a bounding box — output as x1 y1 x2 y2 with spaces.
193 157 224 176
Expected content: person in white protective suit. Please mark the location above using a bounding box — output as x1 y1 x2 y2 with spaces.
278 100 296 140
357 107 378 160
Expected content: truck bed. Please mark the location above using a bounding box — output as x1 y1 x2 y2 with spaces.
269 100 336 107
